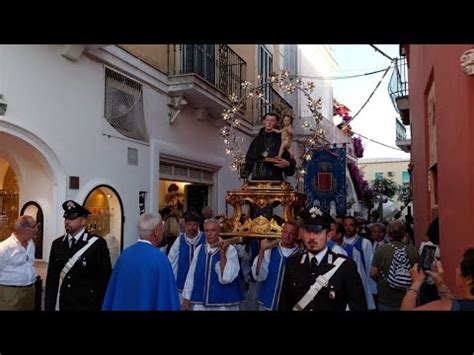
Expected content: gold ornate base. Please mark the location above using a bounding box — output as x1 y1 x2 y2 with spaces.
221 180 306 239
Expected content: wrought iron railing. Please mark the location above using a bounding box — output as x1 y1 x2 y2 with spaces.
388 57 409 113
167 44 247 99
255 87 293 125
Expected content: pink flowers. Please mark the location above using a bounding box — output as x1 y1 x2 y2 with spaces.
348 162 374 203
353 136 364 158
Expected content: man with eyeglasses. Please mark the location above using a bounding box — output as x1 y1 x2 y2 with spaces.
0 215 38 310
45 200 112 311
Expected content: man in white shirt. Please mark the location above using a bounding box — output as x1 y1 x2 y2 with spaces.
343 216 376 310
182 218 243 311
0 215 38 310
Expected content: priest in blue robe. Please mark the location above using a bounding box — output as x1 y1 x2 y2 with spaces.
102 213 180 311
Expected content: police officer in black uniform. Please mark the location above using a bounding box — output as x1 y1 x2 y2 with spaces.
45 200 112 311
279 207 367 311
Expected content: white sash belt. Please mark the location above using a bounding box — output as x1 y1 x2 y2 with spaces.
55 235 98 311
293 257 346 311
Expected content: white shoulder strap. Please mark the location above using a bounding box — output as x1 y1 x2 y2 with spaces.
293 257 346 311
55 235 99 310
60 235 99 280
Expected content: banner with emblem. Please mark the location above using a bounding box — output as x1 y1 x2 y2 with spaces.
304 147 346 216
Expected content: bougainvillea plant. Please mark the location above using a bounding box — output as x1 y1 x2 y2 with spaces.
334 100 364 158
352 136 364 158
347 162 374 207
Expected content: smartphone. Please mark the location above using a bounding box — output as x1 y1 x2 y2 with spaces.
418 244 437 271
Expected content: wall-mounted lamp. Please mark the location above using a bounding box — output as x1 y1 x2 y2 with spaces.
0 94 7 116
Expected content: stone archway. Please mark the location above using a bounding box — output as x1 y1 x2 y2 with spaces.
0 120 67 262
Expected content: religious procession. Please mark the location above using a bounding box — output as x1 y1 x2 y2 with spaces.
0 44 473 312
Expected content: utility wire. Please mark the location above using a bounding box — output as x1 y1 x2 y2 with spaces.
369 45 394 61
352 130 404 152
288 66 393 81
347 62 394 122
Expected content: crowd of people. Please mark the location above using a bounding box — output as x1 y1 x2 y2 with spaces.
1 197 472 312
0 111 472 311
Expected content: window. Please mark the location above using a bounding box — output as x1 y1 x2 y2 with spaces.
159 162 214 184
104 68 149 142
182 45 216 84
375 172 384 180
402 171 410 184
258 45 273 119
387 171 394 177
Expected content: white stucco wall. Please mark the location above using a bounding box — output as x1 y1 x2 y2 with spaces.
0 44 254 262
297 45 337 126
0 45 150 258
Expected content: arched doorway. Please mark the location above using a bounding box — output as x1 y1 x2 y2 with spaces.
84 185 124 266
20 201 44 259
0 164 19 242
0 121 67 290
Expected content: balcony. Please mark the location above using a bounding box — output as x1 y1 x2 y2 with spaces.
166 44 247 119
254 88 293 125
395 117 411 153
388 57 410 125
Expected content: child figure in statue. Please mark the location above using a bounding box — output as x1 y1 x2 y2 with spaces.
272 114 293 159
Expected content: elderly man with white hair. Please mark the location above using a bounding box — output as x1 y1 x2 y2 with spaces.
102 213 180 310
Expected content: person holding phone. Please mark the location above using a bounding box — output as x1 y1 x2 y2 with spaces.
400 248 474 311
418 217 441 304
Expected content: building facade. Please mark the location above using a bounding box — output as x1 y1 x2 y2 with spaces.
358 158 410 187
399 44 474 290
0 44 303 278
358 158 411 219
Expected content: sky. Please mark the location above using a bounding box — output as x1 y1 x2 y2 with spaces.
330 45 410 160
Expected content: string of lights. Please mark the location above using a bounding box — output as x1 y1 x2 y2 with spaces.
220 70 327 176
